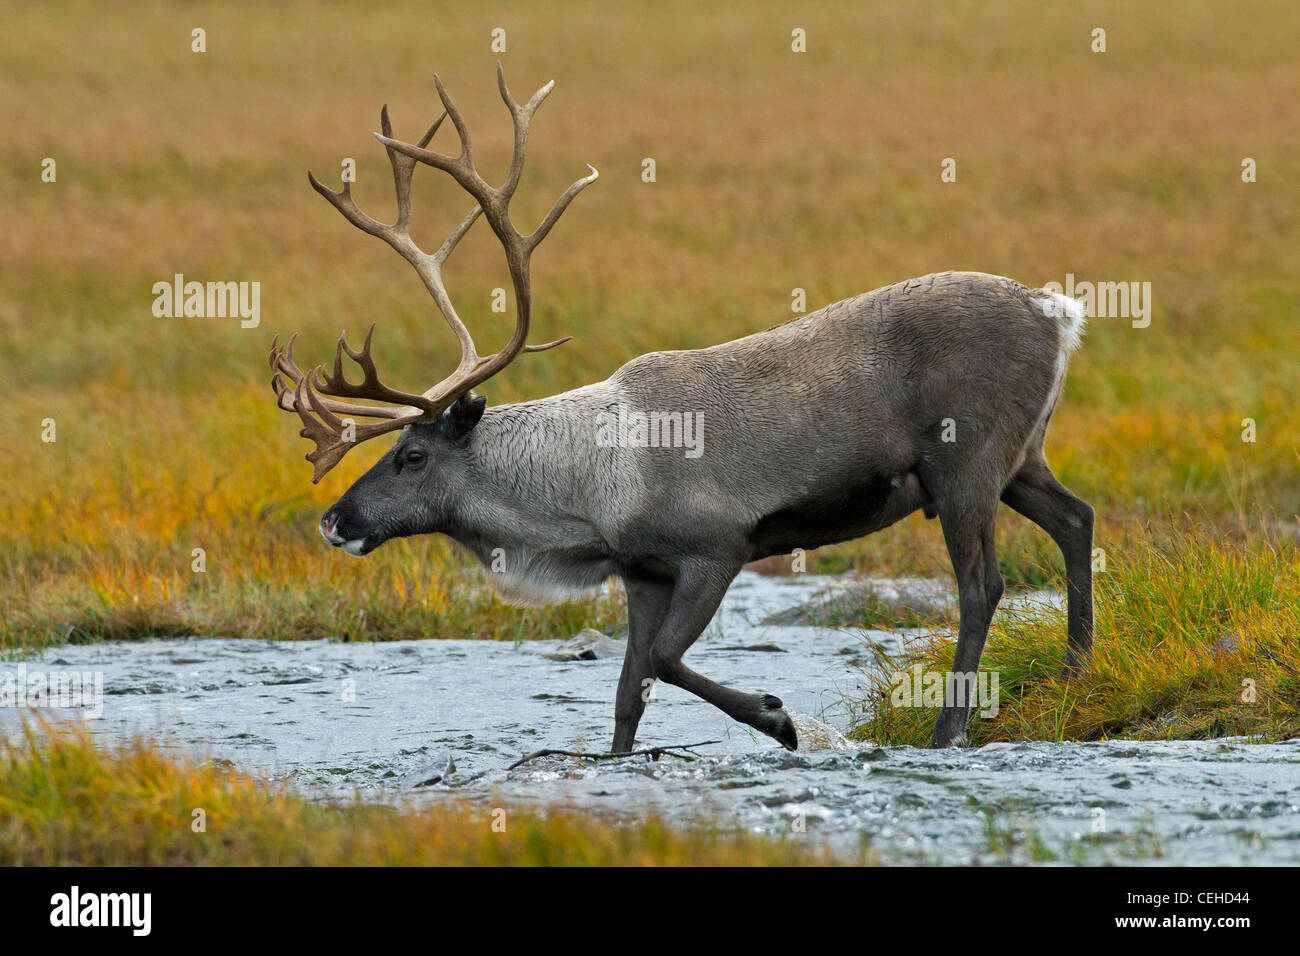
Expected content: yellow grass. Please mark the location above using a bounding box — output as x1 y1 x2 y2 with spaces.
2 0 1297 649
0 718 858 865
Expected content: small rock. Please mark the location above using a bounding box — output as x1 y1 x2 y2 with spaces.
1267 518 1299 541
405 751 456 788
763 576 955 627
546 628 627 661
1211 633 1248 658
977 741 1018 754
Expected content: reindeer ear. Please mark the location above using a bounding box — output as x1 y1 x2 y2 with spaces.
441 392 487 440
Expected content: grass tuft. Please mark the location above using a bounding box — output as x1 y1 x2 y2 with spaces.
849 527 1300 746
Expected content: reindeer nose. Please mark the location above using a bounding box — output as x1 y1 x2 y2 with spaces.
319 512 343 544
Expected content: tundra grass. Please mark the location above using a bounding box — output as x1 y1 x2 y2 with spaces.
3 0 1298 652
848 527 1300 746
974 805 1166 865
0 719 860 866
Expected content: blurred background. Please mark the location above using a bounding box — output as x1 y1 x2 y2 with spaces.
2 0 1296 648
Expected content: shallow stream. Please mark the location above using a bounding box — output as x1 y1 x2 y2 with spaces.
4 572 1297 864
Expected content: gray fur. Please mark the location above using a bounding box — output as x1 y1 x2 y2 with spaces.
319 271 1095 751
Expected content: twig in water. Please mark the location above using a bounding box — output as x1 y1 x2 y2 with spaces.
507 740 721 771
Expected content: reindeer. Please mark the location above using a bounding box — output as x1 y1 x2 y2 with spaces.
270 68 1094 751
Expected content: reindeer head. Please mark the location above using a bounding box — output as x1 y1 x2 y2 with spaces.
269 66 597 554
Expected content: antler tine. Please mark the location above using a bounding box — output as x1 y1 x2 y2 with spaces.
305 362 420 433
272 333 325 413
311 326 440 413
431 74 487 192
472 335 573 370
269 334 297 410
306 170 381 240
380 104 446 232
374 73 509 227
522 335 573 353
432 74 471 161
496 61 555 202
274 332 303 378
432 204 484 267
331 326 380 390
292 376 413 483
526 163 600 252
382 74 492 204
274 340 410 421
271 331 414 423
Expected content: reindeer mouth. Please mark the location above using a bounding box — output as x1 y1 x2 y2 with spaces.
339 538 375 557
320 516 379 556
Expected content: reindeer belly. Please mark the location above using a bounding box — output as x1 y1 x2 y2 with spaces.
748 472 930 560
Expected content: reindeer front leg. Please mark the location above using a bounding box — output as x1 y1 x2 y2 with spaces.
647 558 799 751
612 577 673 753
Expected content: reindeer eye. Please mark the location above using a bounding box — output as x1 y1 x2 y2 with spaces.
403 448 425 467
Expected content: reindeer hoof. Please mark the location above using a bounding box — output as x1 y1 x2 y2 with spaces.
928 712 967 748
757 694 798 751
927 730 965 749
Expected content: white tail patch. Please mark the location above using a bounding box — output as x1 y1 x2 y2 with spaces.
1032 290 1087 354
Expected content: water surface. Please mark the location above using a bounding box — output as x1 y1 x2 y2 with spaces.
5 572 1297 864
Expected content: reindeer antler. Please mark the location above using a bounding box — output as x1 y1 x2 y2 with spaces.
270 66 598 482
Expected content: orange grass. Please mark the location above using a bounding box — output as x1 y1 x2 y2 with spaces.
0 718 858 865
2 0 1297 650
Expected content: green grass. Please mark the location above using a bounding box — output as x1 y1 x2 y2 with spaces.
849 526 1300 746
975 804 1166 865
